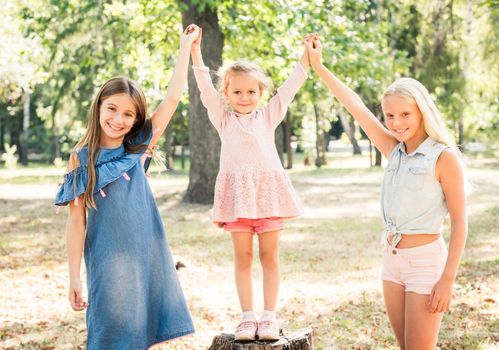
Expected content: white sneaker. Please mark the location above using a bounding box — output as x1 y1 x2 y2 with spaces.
234 320 258 341
257 319 280 340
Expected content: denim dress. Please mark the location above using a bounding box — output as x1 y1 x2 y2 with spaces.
55 121 194 349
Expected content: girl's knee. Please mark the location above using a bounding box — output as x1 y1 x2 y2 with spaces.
405 333 437 350
259 250 279 268
235 251 253 269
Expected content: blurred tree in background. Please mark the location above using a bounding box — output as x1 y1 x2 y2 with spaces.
1 0 497 201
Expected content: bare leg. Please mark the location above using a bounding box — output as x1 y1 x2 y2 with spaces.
405 292 443 350
231 232 254 312
383 281 407 350
258 230 280 311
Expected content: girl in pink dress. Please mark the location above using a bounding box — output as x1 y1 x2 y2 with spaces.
190 29 309 340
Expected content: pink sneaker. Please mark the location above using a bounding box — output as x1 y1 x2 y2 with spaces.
257 319 280 340
234 320 258 341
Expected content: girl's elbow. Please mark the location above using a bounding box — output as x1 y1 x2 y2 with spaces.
166 95 181 106
68 216 86 233
449 218 468 237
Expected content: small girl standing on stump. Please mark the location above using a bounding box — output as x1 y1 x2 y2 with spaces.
55 25 200 349
190 29 309 340
305 34 467 349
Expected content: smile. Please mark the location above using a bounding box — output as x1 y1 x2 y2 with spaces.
107 122 125 132
393 128 408 135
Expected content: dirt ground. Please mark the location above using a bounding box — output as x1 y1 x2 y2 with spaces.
0 152 497 349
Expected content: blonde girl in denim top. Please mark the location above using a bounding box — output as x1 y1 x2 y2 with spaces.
305 35 467 349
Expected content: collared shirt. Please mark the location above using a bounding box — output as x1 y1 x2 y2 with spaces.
381 137 449 247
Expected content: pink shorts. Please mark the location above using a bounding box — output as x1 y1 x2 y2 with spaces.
220 217 284 235
381 236 447 295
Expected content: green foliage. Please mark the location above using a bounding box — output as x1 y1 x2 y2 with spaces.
15 0 184 159
1 0 497 164
0 3 41 101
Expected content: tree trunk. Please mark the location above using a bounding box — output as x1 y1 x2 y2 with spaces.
458 0 473 151
369 139 373 167
285 111 292 169
375 147 382 166
275 123 284 165
181 1 223 204
208 327 313 350
20 88 30 166
163 121 174 170
9 112 20 156
181 144 186 170
51 112 60 162
313 103 327 167
349 117 362 155
0 112 5 152
180 112 187 170
338 107 361 155
369 104 383 167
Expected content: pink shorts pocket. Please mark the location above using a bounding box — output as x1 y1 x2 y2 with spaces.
221 217 284 235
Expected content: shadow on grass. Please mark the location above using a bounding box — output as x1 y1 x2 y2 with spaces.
0 319 86 350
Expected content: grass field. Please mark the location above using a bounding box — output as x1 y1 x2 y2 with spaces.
0 149 497 349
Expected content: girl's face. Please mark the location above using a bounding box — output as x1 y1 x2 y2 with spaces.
224 72 263 114
99 93 137 148
382 95 427 146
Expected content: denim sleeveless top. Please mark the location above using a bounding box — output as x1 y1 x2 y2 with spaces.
55 121 194 349
381 137 449 247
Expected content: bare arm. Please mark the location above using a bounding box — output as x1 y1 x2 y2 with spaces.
429 148 467 313
65 154 87 311
66 195 86 311
149 24 200 146
305 35 398 158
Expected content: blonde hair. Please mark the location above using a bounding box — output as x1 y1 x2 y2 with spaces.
217 60 272 97
70 76 150 209
382 77 455 147
383 77 472 194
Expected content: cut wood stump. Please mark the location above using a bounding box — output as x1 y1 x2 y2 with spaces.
208 327 313 350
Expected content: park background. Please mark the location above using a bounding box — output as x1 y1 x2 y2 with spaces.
0 0 497 349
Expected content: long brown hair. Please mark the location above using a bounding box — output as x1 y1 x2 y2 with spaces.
70 76 150 209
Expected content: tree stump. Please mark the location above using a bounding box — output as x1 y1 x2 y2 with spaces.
208 327 313 350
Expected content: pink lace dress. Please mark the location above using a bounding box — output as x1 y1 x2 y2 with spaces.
193 63 307 224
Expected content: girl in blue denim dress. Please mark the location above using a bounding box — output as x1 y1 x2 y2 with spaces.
305 35 467 349
55 25 200 350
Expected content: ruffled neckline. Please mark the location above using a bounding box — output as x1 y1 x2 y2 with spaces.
95 146 126 166
55 121 152 206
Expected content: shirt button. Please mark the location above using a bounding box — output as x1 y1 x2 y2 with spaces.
392 250 397 255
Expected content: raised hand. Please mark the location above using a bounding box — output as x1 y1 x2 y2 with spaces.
149 24 200 147
190 25 204 66
191 26 202 53
181 24 200 48
304 33 322 68
300 36 310 69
